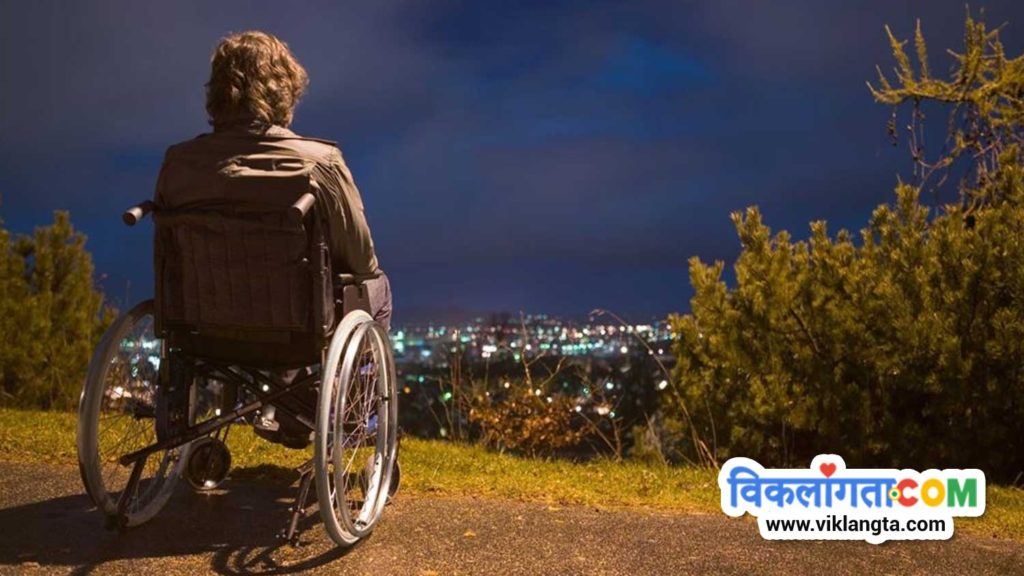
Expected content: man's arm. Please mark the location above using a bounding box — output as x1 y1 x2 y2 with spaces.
153 148 172 206
317 148 380 275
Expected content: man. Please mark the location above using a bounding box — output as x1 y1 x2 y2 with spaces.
156 31 391 447
155 30 392 329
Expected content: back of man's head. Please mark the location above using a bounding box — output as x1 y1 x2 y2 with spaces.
205 31 308 128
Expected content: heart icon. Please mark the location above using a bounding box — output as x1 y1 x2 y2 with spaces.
819 463 837 478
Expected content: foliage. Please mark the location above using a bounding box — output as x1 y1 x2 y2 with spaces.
470 383 586 457
670 14 1024 481
0 210 114 410
413 320 632 458
869 13 1024 211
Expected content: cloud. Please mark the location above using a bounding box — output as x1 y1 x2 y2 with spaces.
2 0 1023 316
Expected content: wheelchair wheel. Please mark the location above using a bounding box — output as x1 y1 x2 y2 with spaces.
77 300 190 528
315 310 398 547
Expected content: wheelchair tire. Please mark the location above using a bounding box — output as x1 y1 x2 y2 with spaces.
77 300 190 528
314 310 399 547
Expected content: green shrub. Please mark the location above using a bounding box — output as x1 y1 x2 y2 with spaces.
669 14 1024 480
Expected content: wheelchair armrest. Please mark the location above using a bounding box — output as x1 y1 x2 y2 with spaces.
123 200 157 226
336 273 378 316
337 272 381 286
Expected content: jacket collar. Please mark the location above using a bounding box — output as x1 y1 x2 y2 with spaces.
212 118 296 138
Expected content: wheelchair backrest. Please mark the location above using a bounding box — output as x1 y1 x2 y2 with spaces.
153 154 335 363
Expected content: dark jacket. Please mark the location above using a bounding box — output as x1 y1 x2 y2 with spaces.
155 122 380 274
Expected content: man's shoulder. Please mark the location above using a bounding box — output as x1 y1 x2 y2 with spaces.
265 125 338 148
163 126 341 165
266 127 341 163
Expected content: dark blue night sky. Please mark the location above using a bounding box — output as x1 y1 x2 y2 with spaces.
2 1 1022 322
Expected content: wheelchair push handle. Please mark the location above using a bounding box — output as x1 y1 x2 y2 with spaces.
123 201 156 226
123 194 315 226
289 192 316 225
337 271 381 286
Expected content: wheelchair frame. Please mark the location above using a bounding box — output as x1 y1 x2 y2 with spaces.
112 356 322 541
77 195 398 547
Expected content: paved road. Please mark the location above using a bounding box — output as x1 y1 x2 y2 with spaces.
0 462 1021 575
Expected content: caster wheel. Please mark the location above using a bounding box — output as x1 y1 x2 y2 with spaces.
184 436 232 491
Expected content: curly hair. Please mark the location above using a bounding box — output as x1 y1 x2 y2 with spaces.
205 31 309 127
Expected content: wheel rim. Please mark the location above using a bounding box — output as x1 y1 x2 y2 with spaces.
332 323 386 537
77 301 187 525
316 312 397 546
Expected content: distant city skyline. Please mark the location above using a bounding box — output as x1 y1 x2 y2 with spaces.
392 312 674 363
3 1 1023 318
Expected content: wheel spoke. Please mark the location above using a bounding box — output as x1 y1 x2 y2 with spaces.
79 301 186 527
307 314 398 547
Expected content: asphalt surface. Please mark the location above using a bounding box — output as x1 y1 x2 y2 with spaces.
0 462 1021 575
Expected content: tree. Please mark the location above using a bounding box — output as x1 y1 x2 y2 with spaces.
868 13 1024 214
669 13 1024 480
0 213 29 404
0 209 114 410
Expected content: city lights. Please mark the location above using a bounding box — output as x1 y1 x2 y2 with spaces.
390 315 673 365
390 314 676 433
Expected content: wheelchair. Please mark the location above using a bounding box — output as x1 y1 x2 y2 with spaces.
75 190 399 548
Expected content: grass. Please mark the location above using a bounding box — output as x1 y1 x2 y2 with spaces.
1 408 1020 542
0 408 719 512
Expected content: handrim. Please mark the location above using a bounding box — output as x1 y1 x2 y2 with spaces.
76 300 189 527
314 311 397 547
